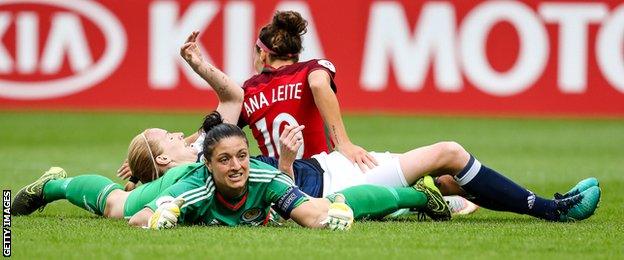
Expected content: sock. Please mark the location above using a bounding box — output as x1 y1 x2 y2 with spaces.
465 196 508 212
43 175 123 216
432 176 508 211
43 178 73 202
334 185 427 219
455 156 559 221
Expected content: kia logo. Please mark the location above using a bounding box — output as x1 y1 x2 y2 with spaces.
0 0 126 100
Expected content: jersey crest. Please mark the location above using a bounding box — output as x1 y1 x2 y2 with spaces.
317 59 336 73
240 207 265 225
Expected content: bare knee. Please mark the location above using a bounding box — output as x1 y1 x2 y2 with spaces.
432 141 470 171
398 142 471 184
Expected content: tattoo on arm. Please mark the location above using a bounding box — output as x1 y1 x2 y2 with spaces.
197 65 230 95
214 83 226 94
331 125 340 145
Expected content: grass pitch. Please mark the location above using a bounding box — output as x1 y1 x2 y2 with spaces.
1 111 623 259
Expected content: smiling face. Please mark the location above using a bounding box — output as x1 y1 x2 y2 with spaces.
144 128 197 167
206 136 250 198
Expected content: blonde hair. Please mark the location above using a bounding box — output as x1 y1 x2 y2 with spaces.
127 130 164 184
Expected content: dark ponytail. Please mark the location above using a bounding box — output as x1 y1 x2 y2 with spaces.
201 110 224 133
258 11 308 61
273 11 307 36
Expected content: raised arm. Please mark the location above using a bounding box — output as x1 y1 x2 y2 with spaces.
308 70 378 171
277 124 305 180
180 31 243 124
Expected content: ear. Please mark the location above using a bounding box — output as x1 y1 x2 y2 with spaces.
155 155 172 166
260 50 270 64
205 161 213 172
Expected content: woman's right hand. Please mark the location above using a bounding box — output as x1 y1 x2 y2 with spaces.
277 124 305 178
117 159 132 180
336 142 378 172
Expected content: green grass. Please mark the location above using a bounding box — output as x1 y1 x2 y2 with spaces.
2 111 623 259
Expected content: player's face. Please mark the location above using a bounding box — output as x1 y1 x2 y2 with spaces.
145 128 197 164
208 136 250 197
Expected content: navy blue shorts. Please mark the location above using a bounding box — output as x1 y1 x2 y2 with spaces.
252 155 324 198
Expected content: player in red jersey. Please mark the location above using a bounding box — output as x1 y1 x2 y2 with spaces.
240 58 336 160
244 11 378 170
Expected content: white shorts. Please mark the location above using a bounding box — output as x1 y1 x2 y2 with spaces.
312 151 409 197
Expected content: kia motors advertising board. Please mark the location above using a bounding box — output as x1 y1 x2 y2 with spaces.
0 0 623 116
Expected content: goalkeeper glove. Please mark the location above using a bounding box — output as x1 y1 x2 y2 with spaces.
321 193 354 231
148 196 185 230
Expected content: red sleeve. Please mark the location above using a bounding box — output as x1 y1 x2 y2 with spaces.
307 59 338 93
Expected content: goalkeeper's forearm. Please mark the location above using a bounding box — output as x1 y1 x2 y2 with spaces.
289 199 331 228
128 208 154 227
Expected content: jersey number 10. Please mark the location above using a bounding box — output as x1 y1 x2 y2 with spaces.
254 112 305 159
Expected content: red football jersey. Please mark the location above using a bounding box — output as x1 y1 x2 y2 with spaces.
239 59 337 159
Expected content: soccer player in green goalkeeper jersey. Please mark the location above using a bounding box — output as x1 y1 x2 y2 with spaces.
11 126 203 219
12 157 207 219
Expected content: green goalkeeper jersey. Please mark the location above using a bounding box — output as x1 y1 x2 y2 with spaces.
123 163 199 217
146 159 308 226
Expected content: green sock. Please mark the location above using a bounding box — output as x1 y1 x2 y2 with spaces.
43 175 122 215
43 178 73 202
393 187 428 209
334 185 428 219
